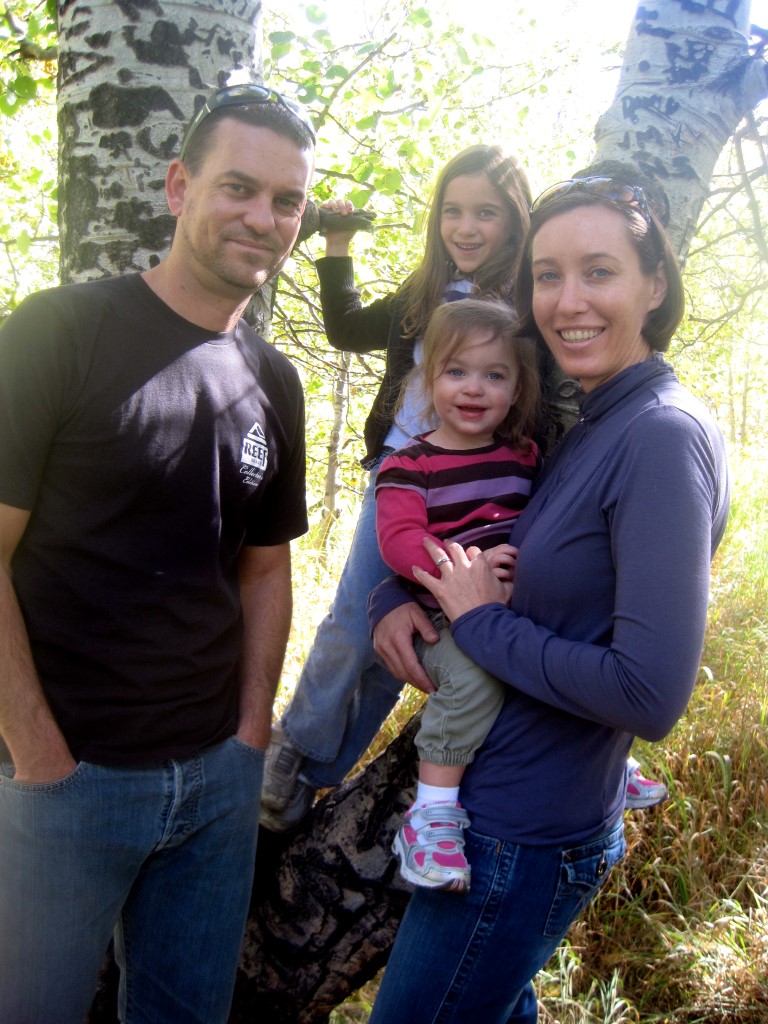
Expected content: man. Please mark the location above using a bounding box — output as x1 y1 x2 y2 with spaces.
0 84 315 1024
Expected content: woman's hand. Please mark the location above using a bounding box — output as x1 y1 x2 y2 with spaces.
413 538 511 621
372 602 439 693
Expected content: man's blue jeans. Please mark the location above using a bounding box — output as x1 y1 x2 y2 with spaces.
0 736 263 1024
369 821 626 1024
283 462 404 788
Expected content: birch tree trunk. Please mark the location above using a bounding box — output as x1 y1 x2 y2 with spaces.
56 0 263 283
593 0 768 255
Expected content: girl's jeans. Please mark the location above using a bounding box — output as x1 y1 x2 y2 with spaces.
369 820 626 1024
283 461 405 788
0 736 263 1024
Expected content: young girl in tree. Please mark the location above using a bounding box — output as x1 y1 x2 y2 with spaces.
376 299 541 892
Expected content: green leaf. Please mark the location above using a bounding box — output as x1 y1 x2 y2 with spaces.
347 188 372 208
268 31 296 44
355 114 378 130
408 7 432 26
0 92 22 117
373 168 402 194
12 76 38 101
271 42 293 61
306 6 327 25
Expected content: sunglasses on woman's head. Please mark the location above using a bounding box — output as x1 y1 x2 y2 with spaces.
530 177 653 227
179 83 316 160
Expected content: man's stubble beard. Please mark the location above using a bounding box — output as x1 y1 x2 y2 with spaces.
180 219 285 297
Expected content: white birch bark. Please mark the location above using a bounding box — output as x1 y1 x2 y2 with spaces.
56 0 263 283
594 0 768 255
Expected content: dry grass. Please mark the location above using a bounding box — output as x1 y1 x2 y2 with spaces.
285 446 768 1023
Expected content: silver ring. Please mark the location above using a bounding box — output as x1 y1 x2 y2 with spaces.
435 557 451 567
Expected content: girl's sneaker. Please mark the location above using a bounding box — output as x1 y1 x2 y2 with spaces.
392 801 471 893
625 758 668 809
261 720 304 813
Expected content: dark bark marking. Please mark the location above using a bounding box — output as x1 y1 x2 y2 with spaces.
622 93 680 124
135 125 181 161
84 32 112 48
113 200 175 247
115 0 164 22
58 50 113 87
88 82 184 128
637 5 675 39
123 22 190 67
637 124 665 146
61 153 100 237
665 39 715 84
674 0 740 27
72 240 100 274
99 131 132 159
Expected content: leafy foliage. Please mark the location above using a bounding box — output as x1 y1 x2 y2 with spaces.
263 1 768 535
0 0 56 116
0 1 58 315
262 0 585 529
672 122 768 445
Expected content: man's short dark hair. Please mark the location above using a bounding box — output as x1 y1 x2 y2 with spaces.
182 101 314 174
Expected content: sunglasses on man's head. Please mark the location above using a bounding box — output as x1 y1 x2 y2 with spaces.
179 83 316 160
530 176 653 227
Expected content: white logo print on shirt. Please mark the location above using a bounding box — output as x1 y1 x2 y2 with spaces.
240 420 269 487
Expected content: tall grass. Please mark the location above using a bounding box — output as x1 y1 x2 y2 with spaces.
281 446 768 1023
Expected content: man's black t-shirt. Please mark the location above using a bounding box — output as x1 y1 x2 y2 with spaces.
0 274 307 765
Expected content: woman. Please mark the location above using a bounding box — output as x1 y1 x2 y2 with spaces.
368 175 730 1023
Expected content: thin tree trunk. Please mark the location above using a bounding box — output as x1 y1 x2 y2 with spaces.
319 352 351 536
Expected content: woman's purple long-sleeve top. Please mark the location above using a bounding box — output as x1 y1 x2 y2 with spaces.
370 356 729 845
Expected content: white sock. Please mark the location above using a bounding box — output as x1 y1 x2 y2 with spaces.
415 782 460 807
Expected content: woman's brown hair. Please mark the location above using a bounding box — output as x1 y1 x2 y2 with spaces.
515 186 684 354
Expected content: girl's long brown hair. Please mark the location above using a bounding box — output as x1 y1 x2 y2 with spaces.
399 145 532 339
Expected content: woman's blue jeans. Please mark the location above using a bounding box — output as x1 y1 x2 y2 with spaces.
370 821 626 1024
0 736 263 1024
283 462 405 788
